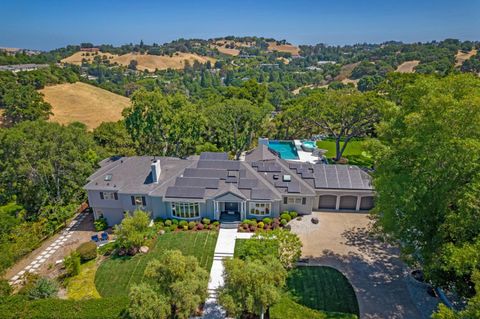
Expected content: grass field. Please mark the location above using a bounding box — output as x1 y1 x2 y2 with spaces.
66 260 101 300
270 295 357 319
316 139 373 167
62 51 216 71
335 62 360 81
396 60 420 73
95 231 218 297
39 82 130 130
268 42 300 56
286 266 359 316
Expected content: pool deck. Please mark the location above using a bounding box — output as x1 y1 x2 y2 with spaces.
293 149 321 163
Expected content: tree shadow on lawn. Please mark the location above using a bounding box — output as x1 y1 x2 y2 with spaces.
303 226 426 319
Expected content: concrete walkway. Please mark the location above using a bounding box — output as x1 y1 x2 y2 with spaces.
8 210 92 286
202 227 253 318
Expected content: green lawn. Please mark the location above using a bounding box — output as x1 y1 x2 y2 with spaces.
95 231 218 297
286 266 359 316
270 295 357 319
316 139 373 167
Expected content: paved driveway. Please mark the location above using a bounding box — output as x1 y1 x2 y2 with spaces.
290 211 438 319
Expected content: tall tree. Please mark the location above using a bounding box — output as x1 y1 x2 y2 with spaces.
295 88 390 161
2 85 52 124
0 121 100 214
218 256 287 318
373 74 480 303
128 283 171 319
144 250 209 319
207 98 269 159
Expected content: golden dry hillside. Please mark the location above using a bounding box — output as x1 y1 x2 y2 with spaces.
267 42 300 56
62 51 216 71
396 60 420 73
455 49 477 67
39 82 130 130
334 62 360 81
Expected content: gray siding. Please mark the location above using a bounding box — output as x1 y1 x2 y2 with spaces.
280 196 315 215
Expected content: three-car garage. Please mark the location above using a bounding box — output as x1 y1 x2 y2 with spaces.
317 194 375 212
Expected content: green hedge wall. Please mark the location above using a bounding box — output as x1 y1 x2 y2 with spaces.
0 296 128 319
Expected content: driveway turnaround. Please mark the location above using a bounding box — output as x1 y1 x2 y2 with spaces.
290 212 439 319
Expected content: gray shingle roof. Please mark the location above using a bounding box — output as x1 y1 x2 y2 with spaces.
199 152 228 160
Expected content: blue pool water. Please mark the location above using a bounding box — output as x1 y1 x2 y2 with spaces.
302 140 317 149
268 141 299 160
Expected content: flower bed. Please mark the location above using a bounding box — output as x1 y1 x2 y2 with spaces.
153 217 220 233
238 211 298 232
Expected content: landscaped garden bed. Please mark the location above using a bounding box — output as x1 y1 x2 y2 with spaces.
94 230 218 297
238 211 299 232
153 217 220 232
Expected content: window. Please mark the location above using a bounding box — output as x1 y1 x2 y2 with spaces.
171 202 200 219
249 202 271 215
100 191 117 200
104 174 112 181
286 197 306 205
131 195 146 206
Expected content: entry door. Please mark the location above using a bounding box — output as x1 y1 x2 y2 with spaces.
225 202 239 212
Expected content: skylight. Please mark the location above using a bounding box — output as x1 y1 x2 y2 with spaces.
104 174 112 181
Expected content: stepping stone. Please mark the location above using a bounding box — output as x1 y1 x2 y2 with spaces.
31 264 40 269
35 256 42 260
45 253 52 258
14 280 21 285
55 260 63 264
25 265 32 270
66 234 72 237
38 258 46 263
11 275 19 281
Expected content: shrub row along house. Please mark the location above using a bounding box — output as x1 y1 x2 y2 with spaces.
84 145 374 226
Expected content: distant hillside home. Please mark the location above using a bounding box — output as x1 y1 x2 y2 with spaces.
80 47 99 52
85 145 374 226
0 64 49 73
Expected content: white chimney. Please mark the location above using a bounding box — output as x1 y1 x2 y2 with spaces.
151 160 161 183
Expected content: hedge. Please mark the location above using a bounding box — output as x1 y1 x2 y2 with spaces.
0 296 128 319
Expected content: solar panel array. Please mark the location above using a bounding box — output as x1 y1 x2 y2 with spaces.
197 160 240 171
238 178 258 189
165 186 205 199
183 168 227 179
252 161 282 172
310 165 370 189
175 177 219 189
199 152 228 160
251 188 273 200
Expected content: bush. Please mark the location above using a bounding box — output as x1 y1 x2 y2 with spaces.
155 220 164 227
169 224 177 232
262 218 273 225
98 242 116 256
289 211 298 219
63 252 81 277
183 225 188 231
179 220 188 227
172 219 179 225
0 279 12 297
249 225 257 232
28 277 58 300
164 219 172 226
197 223 204 230
257 221 265 229
281 219 288 226
212 221 220 227
76 242 97 262
280 213 291 222
250 219 258 227
202 218 211 225
188 221 196 230
94 217 108 231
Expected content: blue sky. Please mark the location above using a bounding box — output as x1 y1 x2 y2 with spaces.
1 0 479 50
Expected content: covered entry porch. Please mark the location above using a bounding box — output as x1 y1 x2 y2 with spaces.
214 200 246 221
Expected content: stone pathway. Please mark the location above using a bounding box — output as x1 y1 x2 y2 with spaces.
8 211 89 286
201 227 253 318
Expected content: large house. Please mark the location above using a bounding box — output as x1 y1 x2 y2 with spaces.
84 145 374 226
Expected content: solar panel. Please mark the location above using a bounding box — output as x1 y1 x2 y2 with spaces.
197 160 240 171
274 181 289 188
175 177 219 189
165 187 205 199
251 189 273 200
199 152 228 160
183 168 227 179
287 182 301 193
238 178 258 189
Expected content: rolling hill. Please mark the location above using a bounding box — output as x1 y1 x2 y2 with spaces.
396 60 420 73
39 82 130 130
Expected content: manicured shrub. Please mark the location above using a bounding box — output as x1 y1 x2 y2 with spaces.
264 224 271 231
63 252 80 277
94 217 108 231
212 221 220 227
262 217 272 225
242 219 250 224
188 221 196 230
164 219 172 226
169 224 177 232
289 211 298 219
197 223 204 230
280 213 291 222
172 219 179 225
183 225 188 231
27 277 58 300
179 220 188 227
257 221 265 229
202 218 211 225
281 219 288 226
249 225 257 232
155 220 164 227
249 219 258 227
76 242 97 262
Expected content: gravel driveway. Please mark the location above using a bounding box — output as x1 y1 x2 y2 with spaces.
290 211 439 319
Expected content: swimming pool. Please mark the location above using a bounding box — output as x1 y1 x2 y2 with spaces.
268 141 299 160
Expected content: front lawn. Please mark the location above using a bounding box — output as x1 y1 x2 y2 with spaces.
316 139 373 167
286 266 359 316
66 260 101 300
95 231 218 297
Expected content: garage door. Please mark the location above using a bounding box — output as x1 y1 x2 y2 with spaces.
318 195 337 210
360 196 374 210
339 196 357 210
